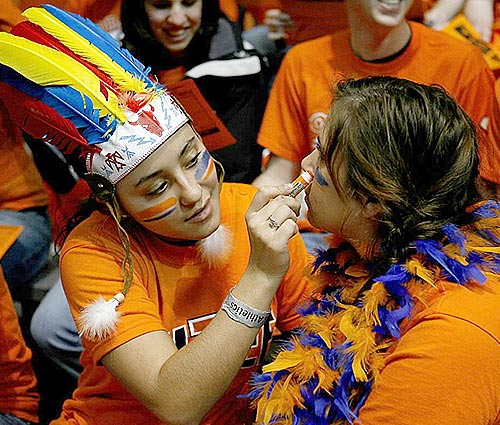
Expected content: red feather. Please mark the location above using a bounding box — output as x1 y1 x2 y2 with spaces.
0 82 94 154
11 21 119 100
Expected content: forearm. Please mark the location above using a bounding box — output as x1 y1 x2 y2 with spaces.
252 154 301 187
147 272 281 423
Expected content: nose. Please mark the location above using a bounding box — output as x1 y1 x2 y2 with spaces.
167 3 187 26
178 174 202 207
301 149 319 176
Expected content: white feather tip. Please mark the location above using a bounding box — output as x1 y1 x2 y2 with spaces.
196 225 232 268
77 293 124 341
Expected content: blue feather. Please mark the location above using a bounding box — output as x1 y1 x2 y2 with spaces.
0 64 117 145
471 200 499 218
415 240 462 282
442 223 467 255
41 4 155 89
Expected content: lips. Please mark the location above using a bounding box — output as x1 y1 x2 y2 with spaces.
378 0 401 4
185 200 212 223
377 0 403 7
164 27 190 42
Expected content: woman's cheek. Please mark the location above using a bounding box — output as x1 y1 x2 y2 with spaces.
194 150 215 182
135 196 177 223
314 167 329 187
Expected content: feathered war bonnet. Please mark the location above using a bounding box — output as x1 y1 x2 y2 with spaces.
0 4 191 340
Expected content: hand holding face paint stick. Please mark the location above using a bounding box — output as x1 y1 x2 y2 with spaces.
288 170 314 198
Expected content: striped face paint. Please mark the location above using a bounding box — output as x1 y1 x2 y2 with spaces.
194 150 214 181
314 167 329 187
136 196 177 222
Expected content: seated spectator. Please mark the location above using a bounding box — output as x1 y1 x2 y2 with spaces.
250 76 500 425
240 0 423 58
0 264 40 425
0 100 52 307
121 0 272 184
253 0 500 197
0 6 312 424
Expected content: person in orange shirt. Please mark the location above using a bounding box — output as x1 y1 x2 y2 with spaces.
0 100 51 300
0 264 40 425
250 76 500 425
120 0 272 184
239 0 423 57
253 0 500 193
0 6 312 424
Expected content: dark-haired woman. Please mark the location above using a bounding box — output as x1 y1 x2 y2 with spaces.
250 76 500 425
121 0 271 184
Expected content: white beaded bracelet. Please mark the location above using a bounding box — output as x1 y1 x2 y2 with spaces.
221 288 270 329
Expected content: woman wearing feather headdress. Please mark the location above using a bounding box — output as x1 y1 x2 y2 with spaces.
249 76 500 424
120 0 272 184
0 5 312 424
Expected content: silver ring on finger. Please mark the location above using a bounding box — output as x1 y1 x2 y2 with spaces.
268 215 280 230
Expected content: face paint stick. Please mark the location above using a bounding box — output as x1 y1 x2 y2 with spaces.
288 170 314 198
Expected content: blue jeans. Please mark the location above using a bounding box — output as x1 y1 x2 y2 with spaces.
0 209 51 290
0 413 35 425
30 280 82 379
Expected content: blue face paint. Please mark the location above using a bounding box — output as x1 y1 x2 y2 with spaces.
314 167 329 187
194 150 212 181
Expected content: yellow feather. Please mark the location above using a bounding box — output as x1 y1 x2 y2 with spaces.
0 33 125 122
469 246 500 254
406 258 436 286
24 7 147 93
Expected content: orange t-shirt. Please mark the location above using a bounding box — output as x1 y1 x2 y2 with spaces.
258 21 500 184
0 101 48 212
356 279 500 424
53 183 312 425
16 0 121 22
0 267 40 423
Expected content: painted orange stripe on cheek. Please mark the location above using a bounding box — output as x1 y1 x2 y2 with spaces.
202 158 215 180
136 196 176 221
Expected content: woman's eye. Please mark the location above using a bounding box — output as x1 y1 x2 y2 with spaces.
186 152 201 168
147 181 168 196
147 1 171 10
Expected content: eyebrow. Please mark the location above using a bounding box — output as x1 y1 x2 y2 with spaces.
135 136 196 187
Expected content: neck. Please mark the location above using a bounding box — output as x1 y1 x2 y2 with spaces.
348 18 411 62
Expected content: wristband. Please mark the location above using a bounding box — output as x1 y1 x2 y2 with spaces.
221 288 270 329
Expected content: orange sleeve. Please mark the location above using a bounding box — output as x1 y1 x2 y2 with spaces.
482 79 500 185
60 225 166 365
357 314 500 424
258 48 312 164
449 51 500 184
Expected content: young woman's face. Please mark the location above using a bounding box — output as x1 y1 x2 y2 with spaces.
116 123 220 242
301 136 376 250
144 0 203 54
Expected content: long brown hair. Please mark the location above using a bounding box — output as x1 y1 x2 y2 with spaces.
322 76 481 270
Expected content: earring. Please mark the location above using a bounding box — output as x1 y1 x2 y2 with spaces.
213 157 225 187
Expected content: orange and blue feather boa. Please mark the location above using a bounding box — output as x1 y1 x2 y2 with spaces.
248 200 500 424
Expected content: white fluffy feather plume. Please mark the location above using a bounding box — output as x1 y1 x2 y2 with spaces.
77 292 125 341
196 225 232 268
